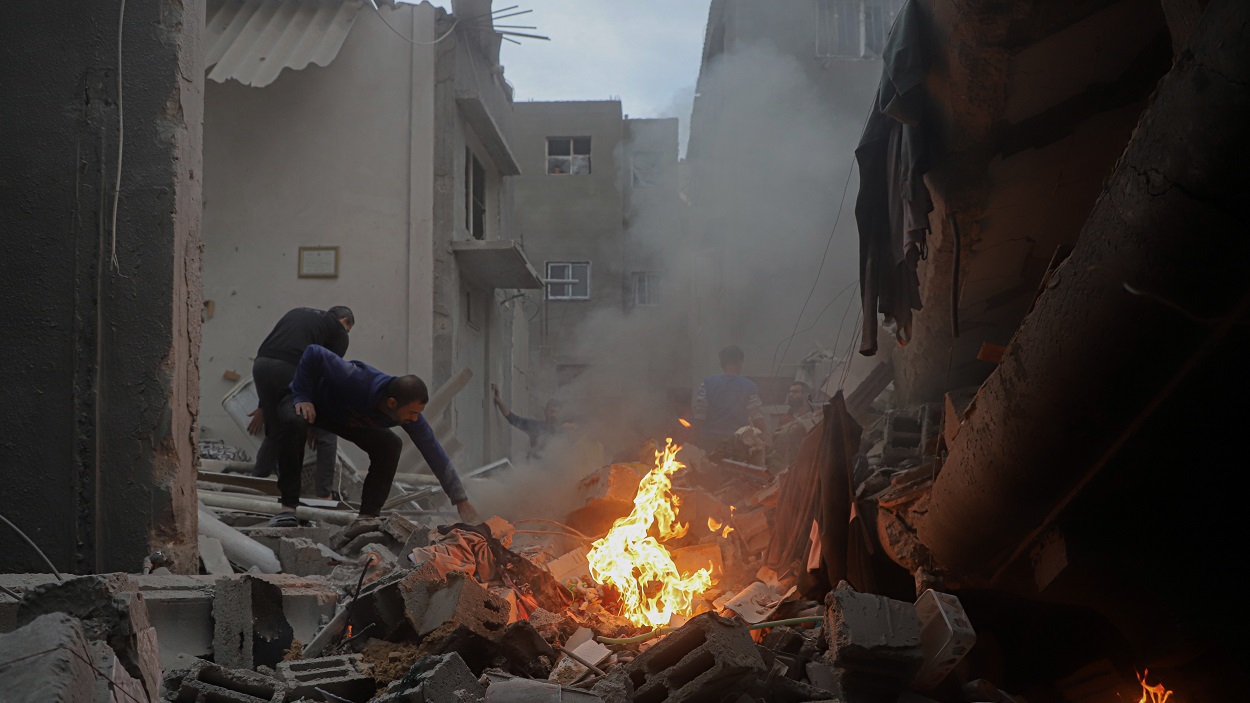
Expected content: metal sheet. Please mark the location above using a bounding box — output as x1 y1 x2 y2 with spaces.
206 0 365 88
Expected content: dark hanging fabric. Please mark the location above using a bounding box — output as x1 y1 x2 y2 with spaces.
815 392 874 592
765 418 826 572
856 0 934 356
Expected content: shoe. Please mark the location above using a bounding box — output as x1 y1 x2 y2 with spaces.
318 490 345 502
269 511 299 528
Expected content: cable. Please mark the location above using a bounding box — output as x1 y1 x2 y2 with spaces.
0 512 63 580
594 615 823 645
370 1 459 45
772 159 859 376
769 279 858 372
109 0 125 272
0 585 20 600
514 518 590 540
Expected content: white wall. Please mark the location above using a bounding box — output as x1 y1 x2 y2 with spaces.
199 6 439 455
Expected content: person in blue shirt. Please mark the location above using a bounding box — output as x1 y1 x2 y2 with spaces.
269 344 479 527
491 383 568 461
691 345 768 449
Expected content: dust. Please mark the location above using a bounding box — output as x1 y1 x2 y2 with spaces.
359 638 425 684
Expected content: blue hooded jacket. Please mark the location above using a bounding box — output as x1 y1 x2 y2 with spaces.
291 345 466 504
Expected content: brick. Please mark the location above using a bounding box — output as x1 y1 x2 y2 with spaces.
165 657 286 703
624 612 767 703
0 613 96 703
374 653 484 703
276 654 376 702
822 583 924 699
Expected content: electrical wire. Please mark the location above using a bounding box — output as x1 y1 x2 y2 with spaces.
0 512 63 580
513 518 590 540
769 279 858 372
109 0 125 272
772 159 859 377
370 1 460 45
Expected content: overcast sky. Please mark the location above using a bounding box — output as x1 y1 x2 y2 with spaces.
416 1 714 154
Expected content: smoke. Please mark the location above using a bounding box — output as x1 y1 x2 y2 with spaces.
474 36 883 524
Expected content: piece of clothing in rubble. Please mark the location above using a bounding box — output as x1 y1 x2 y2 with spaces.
692 374 764 446
275 345 466 514
855 0 934 356
505 411 561 460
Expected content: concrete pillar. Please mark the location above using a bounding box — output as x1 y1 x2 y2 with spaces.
0 0 204 574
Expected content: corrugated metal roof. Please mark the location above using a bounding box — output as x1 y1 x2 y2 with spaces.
206 0 365 88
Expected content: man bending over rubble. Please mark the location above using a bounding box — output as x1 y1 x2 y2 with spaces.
269 344 479 528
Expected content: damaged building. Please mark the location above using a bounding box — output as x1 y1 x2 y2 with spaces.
1 0 1248 702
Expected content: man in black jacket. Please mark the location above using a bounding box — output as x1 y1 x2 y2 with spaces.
249 306 354 500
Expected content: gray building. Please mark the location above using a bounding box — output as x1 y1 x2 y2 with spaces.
686 0 904 398
199 0 543 474
512 103 688 448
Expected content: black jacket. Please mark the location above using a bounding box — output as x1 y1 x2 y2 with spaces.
256 308 349 365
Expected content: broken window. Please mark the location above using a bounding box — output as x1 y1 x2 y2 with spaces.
465 148 487 239
547 137 592 175
632 271 663 306
631 151 664 188
546 261 591 300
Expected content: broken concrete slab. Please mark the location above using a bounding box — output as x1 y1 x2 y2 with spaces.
823 582 924 699
238 525 338 555
0 613 97 703
373 652 484 703
164 655 288 702
498 620 556 679
277 537 347 577
88 637 149 703
484 671 603 703
589 667 634 703
624 612 767 703
213 576 253 669
15 574 161 701
415 575 510 674
276 654 376 702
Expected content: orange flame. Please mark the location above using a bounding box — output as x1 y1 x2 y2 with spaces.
586 439 714 628
678 418 692 428
722 525 734 538
708 517 723 532
1136 671 1172 703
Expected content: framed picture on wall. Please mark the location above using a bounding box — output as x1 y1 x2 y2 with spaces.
298 246 339 278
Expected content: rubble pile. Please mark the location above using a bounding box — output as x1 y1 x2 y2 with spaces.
0 426 1015 703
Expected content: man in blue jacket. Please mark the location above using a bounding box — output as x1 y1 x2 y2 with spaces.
269 344 479 527
691 345 769 450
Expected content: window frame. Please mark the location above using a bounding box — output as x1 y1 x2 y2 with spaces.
545 261 592 301
546 137 592 176
631 271 663 306
465 147 487 240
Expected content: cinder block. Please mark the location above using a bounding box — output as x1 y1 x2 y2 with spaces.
276 654 376 702
823 583 924 698
623 612 767 703
88 638 148 703
166 657 287 703
374 653 484 703
413 573 510 674
238 526 337 555
0 613 97 703
213 576 253 669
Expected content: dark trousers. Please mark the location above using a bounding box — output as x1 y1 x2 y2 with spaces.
252 356 338 495
274 393 402 516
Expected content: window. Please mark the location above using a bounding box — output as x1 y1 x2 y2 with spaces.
631 151 664 188
465 148 487 239
547 137 592 175
546 261 591 300
632 271 662 306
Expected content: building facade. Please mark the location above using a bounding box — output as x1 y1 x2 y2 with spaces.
511 103 688 449
199 0 542 473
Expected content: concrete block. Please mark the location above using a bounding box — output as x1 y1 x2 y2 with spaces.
252 574 338 645
624 612 767 703
277 537 343 577
824 584 923 668
200 536 235 575
166 657 287 702
276 654 376 702
374 653 484 703
88 638 148 703
484 675 604 703
238 526 337 555
15 574 161 701
589 667 634 703
0 613 96 703
213 576 253 669
414 574 510 674
499 620 556 679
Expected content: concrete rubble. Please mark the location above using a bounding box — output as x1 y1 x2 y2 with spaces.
0 438 998 703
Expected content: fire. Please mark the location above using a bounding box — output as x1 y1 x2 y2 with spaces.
678 418 692 428
708 517 722 532
586 439 714 628
1136 671 1172 703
